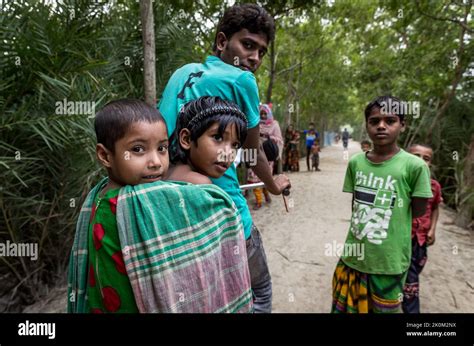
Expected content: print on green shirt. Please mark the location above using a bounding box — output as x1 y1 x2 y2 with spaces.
341 150 432 275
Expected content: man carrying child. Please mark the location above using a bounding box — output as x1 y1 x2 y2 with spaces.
159 3 291 313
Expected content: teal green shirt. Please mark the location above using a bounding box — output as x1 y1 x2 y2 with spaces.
158 56 261 239
341 149 433 274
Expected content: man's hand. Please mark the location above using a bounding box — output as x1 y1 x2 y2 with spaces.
427 229 435 246
266 174 291 195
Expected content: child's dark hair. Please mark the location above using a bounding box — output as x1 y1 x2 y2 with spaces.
170 96 248 164
361 140 372 146
364 96 405 122
95 99 165 153
409 143 433 150
212 3 275 52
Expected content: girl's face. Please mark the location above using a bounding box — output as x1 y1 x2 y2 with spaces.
181 122 241 178
260 109 268 120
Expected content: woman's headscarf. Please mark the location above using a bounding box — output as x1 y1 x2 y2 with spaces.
259 103 273 125
259 103 283 146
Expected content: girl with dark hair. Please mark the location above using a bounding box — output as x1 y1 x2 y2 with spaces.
166 96 248 184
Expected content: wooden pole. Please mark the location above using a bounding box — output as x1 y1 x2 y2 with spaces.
140 0 156 106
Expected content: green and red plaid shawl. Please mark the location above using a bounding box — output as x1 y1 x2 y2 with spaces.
68 178 253 313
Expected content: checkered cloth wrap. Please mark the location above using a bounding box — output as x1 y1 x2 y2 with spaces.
68 178 253 313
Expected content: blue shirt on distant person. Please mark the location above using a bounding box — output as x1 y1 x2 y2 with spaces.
304 130 318 148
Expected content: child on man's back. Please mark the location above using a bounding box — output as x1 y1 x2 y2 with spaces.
166 96 248 184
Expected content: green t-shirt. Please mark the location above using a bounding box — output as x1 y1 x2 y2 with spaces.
158 55 261 239
341 149 432 274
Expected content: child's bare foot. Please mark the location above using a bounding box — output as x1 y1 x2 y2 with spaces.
264 194 271 203
253 203 262 210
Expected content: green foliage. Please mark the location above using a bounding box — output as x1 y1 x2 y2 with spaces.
0 0 472 309
256 0 473 212
0 0 197 309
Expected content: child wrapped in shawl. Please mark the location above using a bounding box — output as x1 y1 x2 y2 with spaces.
68 99 252 313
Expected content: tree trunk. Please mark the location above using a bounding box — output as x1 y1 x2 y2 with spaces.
455 133 474 229
265 39 276 104
284 47 294 126
140 0 156 106
319 115 325 149
295 50 303 130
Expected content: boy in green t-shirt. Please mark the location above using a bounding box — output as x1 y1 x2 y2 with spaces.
332 96 432 313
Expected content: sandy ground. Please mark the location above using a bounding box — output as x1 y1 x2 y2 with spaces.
249 140 474 313
22 140 474 313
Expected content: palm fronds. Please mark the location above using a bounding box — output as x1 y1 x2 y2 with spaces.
0 0 197 309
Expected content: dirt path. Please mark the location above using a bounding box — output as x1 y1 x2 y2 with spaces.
250 140 474 312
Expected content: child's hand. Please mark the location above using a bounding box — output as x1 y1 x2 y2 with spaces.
427 229 435 246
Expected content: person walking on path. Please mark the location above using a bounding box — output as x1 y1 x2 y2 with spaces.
342 128 349 150
304 122 319 171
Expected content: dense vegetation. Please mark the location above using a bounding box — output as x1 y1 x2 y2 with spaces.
0 0 472 310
